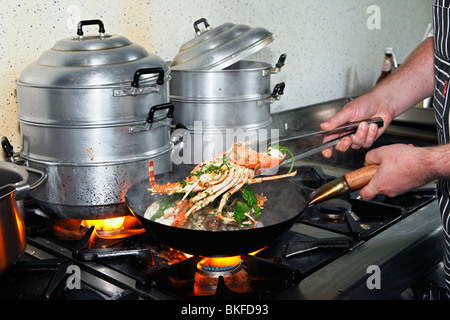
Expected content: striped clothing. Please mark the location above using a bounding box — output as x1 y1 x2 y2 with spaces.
433 0 450 298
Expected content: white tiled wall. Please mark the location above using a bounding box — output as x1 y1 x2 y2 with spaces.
0 0 431 155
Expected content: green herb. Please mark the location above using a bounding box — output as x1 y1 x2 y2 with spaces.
150 194 183 221
232 184 261 225
188 155 230 178
242 184 260 218
233 201 249 225
178 179 187 188
270 144 294 174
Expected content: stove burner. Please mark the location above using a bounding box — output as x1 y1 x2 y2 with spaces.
138 255 301 299
50 215 145 241
195 256 247 291
318 199 352 221
197 256 243 276
194 261 249 294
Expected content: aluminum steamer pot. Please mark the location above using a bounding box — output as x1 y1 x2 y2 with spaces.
170 18 286 162
0 161 46 275
16 20 173 220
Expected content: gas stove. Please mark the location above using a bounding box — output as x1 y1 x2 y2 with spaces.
0 101 445 304
0 163 442 302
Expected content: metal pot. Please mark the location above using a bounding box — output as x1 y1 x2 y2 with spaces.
170 18 286 163
15 20 173 220
18 20 171 125
170 58 286 130
0 161 46 275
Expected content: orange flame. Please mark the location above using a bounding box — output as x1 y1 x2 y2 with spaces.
196 247 266 270
81 217 125 232
197 256 242 270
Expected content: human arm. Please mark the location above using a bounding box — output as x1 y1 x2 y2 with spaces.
359 143 450 200
321 37 436 157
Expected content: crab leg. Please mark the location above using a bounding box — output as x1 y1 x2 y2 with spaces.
185 168 245 218
216 170 297 213
148 160 228 195
190 167 237 203
217 179 249 212
247 170 297 184
148 161 186 194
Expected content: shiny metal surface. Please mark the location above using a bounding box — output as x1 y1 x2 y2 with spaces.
309 176 350 205
170 57 285 162
170 61 273 101
172 18 273 70
15 20 173 219
0 162 27 275
20 118 172 163
273 198 443 300
18 31 169 87
172 124 271 164
172 99 273 130
17 82 169 125
170 58 285 130
27 146 172 220
0 162 46 275
17 20 170 124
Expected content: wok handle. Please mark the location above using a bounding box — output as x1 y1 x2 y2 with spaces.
344 164 378 191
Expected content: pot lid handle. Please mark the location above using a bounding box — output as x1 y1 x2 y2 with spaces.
77 19 106 39
193 18 211 35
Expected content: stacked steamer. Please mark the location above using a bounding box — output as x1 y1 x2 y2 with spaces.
170 18 286 163
16 20 173 220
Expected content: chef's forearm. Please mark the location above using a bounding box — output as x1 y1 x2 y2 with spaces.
424 143 450 181
371 37 436 118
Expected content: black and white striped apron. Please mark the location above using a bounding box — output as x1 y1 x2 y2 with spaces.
432 0 450 298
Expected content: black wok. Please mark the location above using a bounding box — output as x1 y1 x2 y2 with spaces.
125 163 377 257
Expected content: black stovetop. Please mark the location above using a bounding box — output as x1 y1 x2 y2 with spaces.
0 164 438 301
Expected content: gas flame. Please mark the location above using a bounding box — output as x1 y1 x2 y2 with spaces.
197 248 266 271
81 217 125 232
197 256 242 271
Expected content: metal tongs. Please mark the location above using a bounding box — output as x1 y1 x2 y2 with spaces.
264 117 384 165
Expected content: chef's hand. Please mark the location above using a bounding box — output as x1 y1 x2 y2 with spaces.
358 144 435 200
320 93 393 158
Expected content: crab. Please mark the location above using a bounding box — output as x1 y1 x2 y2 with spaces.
148 141 296 227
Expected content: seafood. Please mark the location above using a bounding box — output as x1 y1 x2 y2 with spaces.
148 141 297 228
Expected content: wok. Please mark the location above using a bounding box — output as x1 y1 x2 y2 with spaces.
125 163 377 257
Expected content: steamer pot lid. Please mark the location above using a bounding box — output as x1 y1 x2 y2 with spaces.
171 18 273 70
18 19 169 88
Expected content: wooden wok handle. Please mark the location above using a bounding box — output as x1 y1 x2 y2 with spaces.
344 164 379 191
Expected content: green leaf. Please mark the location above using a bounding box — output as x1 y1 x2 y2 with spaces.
242 184 260 218
233 202 249 225
269 144 294 174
